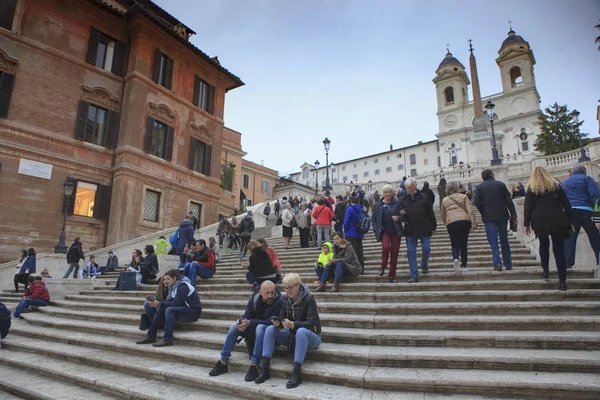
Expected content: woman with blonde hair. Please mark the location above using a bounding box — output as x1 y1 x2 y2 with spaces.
524 167 572 291
440 181 477 272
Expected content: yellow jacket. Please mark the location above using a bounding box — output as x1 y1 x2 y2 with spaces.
315 242 334 268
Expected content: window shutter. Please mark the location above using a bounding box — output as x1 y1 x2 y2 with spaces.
203 144 212 176
74 101 89 140
164 56 174 90
86 28 101 65
0 73 15 118
165 125 174 161
0 0 17 30
104 110 119 148
152 49 162 83
111 40 129 76
192 75 200 107
188 137 197 170
66 177 78 215
145 117 154 153
93 184 111 220
207 84 215 115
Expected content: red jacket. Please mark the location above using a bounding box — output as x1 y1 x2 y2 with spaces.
313 205 334 226
266 247 281 271
25 280 50 302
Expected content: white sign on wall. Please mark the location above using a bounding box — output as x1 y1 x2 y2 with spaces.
18 158 53 180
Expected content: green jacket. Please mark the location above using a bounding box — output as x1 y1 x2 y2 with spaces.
315 242 333 268
155 239 169 256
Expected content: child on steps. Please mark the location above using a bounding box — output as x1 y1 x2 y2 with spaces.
314 242 334 284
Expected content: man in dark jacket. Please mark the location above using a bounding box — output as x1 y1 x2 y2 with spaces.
98 251 119 275
238 212 255 259
64 237 84 279
472 169 517 271
209 281 282 381
183 239 215 282
136 269 201 347
188 211 199 231
561 164 600 266
176 218 195 261
343 197 365 272
274 200 281 218
333 195 347 233
421 181 436 206
400 178 437 283
0 300 11 348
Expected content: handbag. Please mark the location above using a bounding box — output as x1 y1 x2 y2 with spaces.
117 271 138 291
139 313 151 331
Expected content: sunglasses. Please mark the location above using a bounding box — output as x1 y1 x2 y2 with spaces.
283 283 299 291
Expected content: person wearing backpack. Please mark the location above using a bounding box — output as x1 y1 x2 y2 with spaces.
239 211 255 259
344 196 366 274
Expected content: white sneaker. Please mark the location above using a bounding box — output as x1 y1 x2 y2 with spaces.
453 259 460 273
461 266 469 272
10 314 19 320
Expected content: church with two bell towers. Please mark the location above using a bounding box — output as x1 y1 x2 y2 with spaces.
433 28 542 167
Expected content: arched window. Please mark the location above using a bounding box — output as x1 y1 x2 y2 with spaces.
510 66 523 88
302 167 308 179
444 87 454 104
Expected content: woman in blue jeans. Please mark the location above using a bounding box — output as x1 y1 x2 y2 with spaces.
254 273 322 389
315 232 362 292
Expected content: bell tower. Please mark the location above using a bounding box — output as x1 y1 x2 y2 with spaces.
496 28 537 93
433 49 470 132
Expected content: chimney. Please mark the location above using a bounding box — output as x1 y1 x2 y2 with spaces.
390 144 393 151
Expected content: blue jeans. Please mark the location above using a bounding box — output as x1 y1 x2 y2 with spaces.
13 298 48 317
261 325 321 364
406 236 431 278
314 266 325 280
183 262 214 283
484 220 512 268
221 322 266 365
320 262 351 283
316 225 330 248
63 262 80 279
333 222 343 234
143 301 157 323
147 306 201 341
564 209 600 265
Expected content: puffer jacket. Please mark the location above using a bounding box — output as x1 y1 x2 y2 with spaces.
25 280 50 302
242 290 283 332
440 193 476 226
176 219 195 255
560 171 600 210
0 301 10 339
278 284 321 334
331 240 361 277
343 204 364 239
315 242 334 268
161 276 202 311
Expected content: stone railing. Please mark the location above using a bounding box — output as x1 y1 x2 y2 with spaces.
0 202 269 290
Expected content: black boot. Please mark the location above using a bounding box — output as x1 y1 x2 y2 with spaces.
286 362 302 389
540 269 549 279
254 357 271 384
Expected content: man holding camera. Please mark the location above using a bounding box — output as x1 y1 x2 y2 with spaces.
209 281 282 382
136 269 202 347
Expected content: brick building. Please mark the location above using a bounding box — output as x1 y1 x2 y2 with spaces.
0 0 244 261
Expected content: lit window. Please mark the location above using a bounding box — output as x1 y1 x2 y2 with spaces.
73 182 98 218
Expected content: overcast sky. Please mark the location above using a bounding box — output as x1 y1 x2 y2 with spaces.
154 0 600 176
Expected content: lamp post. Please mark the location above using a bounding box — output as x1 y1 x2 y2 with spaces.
54 180 75 253
485 100 502 165
573 110 589 162
323 137 331 190
314 160 320 195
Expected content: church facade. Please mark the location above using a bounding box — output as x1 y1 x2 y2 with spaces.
289 29 543 189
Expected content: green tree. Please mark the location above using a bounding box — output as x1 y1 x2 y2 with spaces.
220 161 236 191
534 102 586 155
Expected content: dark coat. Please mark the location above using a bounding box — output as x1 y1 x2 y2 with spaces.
18 255 36 274
400 192 437 237
242 290 283 333
372 197 404 241
0 301 10 339
334 201 347 224
472 179 517 222
176 219 195 255
66 241 84 264
161 277 202 311
278 284 321 334
142 253 159 276
421 187 435 205
248 248 276 278
239 215 255 235
524 187 572 237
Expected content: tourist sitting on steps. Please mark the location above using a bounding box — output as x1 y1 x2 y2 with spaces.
98 251 119 275
315 232 361 293
14 249 30 293
255 273 322 389
182 239 215 283
0 300 10 349
140 275 170 331
140 245 159 284
244 240 278 291
209 281 282 381
313 242 333 284
136 269 202 347
154 236 169 256
257 238 281 282
15 248 36 292
11 275 50 320
85 256 99 278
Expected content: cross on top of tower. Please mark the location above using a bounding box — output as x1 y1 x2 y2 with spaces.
445 43 451 54
508 20 513 30
468 39 474 55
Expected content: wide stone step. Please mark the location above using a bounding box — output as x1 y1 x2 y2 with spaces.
8 326 600 375
19 313 600 351
0 363 116 400
26 305 600 331
65 288 600 305
3 334 600 399
49 298 600 317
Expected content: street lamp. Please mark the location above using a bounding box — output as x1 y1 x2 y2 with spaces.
573 110 589 162
54 179 75 253
314 160 320 195
485 100 502 165
323 137 331 190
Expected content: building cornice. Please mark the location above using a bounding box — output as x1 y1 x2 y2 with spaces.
222 144 247 157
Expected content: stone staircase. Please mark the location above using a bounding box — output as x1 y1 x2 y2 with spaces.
1 211 600 399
